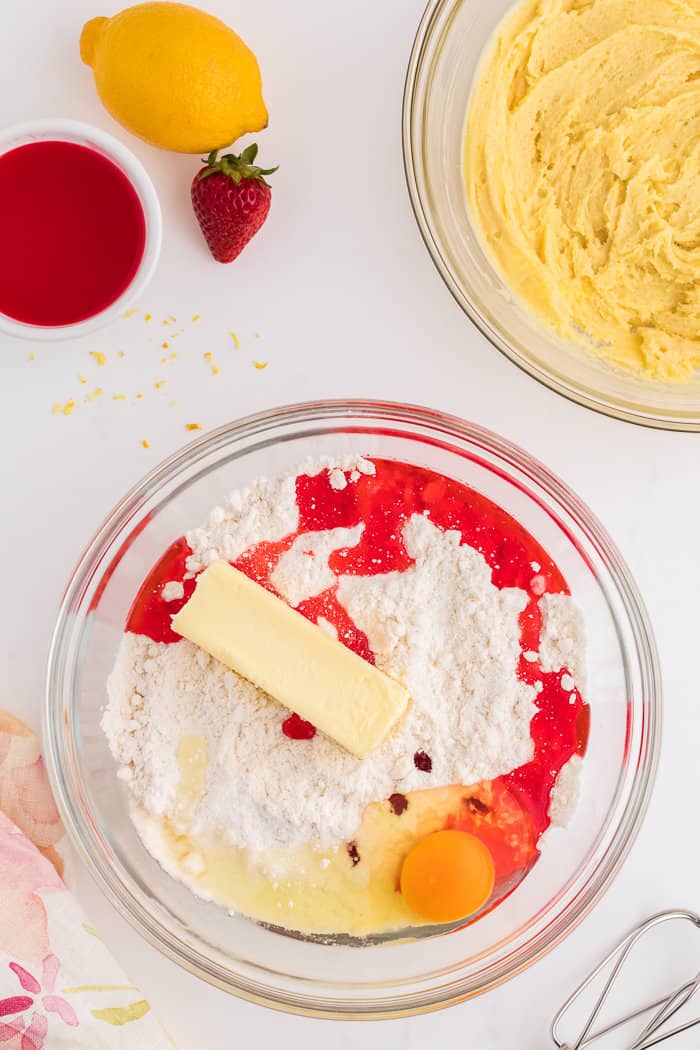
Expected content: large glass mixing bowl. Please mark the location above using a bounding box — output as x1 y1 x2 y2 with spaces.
44 401 660 1017
403 0 700 430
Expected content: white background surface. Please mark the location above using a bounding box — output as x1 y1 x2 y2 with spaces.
1 1 699 1046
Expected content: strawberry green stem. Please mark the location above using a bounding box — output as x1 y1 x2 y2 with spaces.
198 144 278 187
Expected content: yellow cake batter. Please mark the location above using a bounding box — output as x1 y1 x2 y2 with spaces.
466 0 700 381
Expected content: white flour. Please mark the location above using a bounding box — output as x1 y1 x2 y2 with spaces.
104 456 586 854
540 593 586 686
548 755 583 826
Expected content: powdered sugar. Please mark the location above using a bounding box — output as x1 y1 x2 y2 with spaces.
104 456 586 856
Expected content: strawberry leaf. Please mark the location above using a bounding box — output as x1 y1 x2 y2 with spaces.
197 143 278 187
240 143 258 164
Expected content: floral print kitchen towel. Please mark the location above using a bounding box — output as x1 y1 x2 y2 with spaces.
0 711 174 1048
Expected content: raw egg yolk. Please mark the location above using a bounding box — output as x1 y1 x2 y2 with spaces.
400 829 495 923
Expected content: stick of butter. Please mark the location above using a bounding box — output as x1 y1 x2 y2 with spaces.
171 561 409 759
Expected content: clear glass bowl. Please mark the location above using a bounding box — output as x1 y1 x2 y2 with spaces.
402 0 700 431
44 401 660 1018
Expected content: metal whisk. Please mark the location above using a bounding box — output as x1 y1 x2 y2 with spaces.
550 910 700 1049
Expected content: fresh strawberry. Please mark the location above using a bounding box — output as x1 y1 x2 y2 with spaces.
191 144 277 263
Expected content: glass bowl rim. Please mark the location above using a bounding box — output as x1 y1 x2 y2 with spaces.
402 0 700 432
43 399 661 1019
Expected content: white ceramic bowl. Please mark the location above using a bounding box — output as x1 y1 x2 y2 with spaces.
0 118 162 341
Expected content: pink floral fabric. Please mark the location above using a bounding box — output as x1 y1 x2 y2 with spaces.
0 712 64 877
0 946 78 1048
0 713 174 1048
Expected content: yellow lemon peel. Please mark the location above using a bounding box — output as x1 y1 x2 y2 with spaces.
80 3 268 154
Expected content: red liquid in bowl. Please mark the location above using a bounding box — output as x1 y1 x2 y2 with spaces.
0 140 146 327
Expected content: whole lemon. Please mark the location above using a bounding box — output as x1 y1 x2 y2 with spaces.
80 2 268 153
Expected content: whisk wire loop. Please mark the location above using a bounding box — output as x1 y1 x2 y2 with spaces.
550 910 700 1050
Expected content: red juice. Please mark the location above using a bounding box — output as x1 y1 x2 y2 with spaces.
0 140 146 327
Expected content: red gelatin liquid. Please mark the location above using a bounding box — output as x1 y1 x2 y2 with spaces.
0 140 146 326
126 458 590 913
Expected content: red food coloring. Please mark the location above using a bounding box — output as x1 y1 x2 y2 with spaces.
447 779 537 888
413 749 433 773
282 713 317 740
388 792 408 815
295 589 374 662
126 537 196 643
0 141 146 327
503 669 586 838
576 702 591 756
347 841 361 867
233 537 294 589
296 469 364 532
518 599 542 655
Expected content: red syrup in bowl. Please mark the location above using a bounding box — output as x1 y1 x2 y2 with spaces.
0 140 146 327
